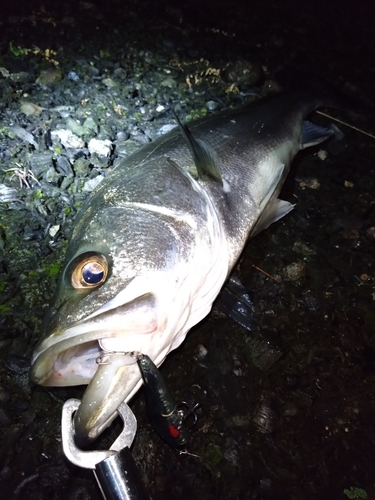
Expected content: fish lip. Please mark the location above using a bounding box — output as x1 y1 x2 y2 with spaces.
30 322 147 386
31 292 158 385
30 329 102 385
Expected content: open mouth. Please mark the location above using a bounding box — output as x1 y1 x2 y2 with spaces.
31 337 143 386
30 292 166 445
31 334 155 446
31 320 170 447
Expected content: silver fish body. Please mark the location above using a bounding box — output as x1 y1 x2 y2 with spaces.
30 90 335 443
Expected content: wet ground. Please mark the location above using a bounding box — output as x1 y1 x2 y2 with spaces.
0 0 374 499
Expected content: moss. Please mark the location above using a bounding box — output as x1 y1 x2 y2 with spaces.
27 271 39 279
99 50 111 58
186 108 208 121
44 261 61 278
344 488 368 499
0 304 11 314
9 41 29 57
203 442 223 466
33 189 43 200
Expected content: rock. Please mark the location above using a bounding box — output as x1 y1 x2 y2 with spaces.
51 129 85 149
282 261 306 281
82 175 105 192
224 61 264 86
88 138 112 157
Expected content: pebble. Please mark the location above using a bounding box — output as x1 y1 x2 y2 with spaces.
298 177 320 189
206 100 219 111
83 116 99 134
116 131 129 141
82 175 105 192
56 156 73 176
51 129 85 149
0 385 10 403
88 138 112 157
224 60 264 86
66 117 87 137
156 124 176 136
49 225 60 237
67 71 80 81
282 261 306 281
0 184 18 202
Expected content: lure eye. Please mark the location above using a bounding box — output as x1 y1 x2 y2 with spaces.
71 254 108 289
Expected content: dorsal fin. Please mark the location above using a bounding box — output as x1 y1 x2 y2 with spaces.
173 110 223 184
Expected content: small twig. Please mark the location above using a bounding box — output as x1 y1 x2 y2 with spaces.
315 110 375 140
252 264 281 282
5 163 40 188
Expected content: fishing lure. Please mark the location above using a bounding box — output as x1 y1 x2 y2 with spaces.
137 354 197 448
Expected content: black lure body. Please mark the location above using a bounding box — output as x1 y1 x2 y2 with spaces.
137 354 190 448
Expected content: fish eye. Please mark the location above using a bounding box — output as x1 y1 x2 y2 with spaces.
71 253 108 289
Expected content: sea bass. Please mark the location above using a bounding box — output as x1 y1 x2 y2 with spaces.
30 89 336 444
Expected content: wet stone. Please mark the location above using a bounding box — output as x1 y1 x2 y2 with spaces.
0 184 18 203
83 116 99 134
30 152 53 177
0 385 10 403
43 167 60 184
115 130 129 141
82 175 105 192
72 157 91 177
224 60 264 86
244 331 288 371
56 156 73 176
22 226 43 241
283 401 298 417
66 117 86 137
4 355 29 374
88 138 112 157
302 292 321 312
11 400 29 412
0 466 11 481
224 446 240 467
60 174 74 190
253 396 280 434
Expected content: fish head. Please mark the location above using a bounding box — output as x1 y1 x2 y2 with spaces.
30 195 202 444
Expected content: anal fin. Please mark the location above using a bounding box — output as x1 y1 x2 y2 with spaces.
214 271 258 332
302 120 334 149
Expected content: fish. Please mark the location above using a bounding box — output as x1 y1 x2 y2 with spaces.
30 88 338 445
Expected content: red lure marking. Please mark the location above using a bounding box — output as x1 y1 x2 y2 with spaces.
169 425 180 438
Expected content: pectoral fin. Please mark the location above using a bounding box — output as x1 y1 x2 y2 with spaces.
252 198 295 237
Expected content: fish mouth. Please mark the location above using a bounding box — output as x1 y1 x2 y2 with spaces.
31 293 158 385
30 293 166 446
